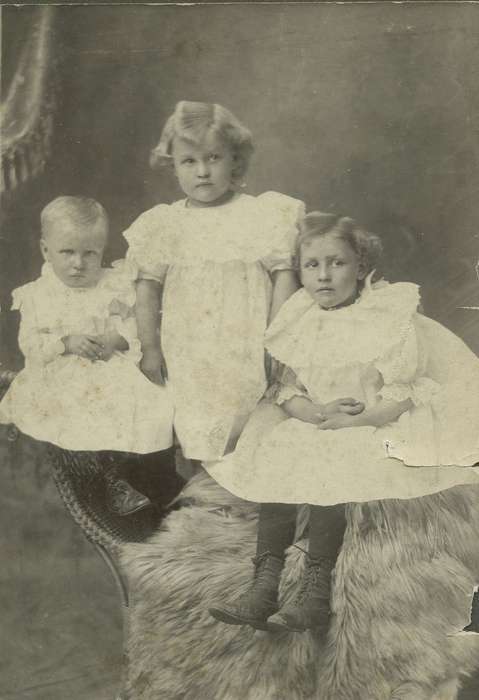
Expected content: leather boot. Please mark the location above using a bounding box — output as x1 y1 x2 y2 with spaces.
266 555 334 633
104 465 151 516
209 552 284 631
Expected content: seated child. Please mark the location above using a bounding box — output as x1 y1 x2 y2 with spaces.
206 212 479 634
0 196 175 516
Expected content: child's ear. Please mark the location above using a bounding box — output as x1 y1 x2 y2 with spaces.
40 238 49 261
231 154 245 182
357 261 368 280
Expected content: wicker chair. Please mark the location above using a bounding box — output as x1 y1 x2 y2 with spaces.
0 369 173 700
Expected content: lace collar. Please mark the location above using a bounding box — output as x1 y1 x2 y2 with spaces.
265 276 420 372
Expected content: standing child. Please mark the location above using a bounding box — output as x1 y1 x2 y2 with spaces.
124 101 304 463
206 212 479 633
1 196 175 516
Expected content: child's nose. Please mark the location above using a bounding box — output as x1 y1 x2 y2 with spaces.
317 264 331 279
197 160 210 177
72 254 85 269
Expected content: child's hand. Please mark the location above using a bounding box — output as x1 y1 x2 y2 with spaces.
316 398 365 420
141 346 167 385
62 334 104 360
317 412 364 430
94 335 115 361
94 332 128 361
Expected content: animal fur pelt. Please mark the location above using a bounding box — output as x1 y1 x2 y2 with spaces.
121 471 479 700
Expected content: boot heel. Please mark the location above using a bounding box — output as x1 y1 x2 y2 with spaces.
266 555 334 634
209 552 284 631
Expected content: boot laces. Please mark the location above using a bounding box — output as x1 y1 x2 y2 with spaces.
108 479 132 498
250 551 281 590
293 553 333 605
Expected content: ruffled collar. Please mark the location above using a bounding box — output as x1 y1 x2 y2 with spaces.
265 277 420 373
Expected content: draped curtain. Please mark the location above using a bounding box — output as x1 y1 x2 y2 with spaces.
1 7 55 195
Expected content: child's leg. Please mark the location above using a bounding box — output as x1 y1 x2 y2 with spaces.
267 504 346 634
256 503 298 557
175 456 202 481
209 503 297 630
308 503 346 561
127 447 185 509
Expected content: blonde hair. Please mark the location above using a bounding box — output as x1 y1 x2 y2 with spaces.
295 212 383 274
150 101 254 181
41 196 109 238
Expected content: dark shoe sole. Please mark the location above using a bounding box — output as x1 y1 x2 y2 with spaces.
208 607 269 631
267 613 330 634
266 615 306 633
109 497 152 517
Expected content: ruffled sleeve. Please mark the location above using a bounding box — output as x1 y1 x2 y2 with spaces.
123 205 172 283
101 261 142 364
258 192 305 273
376 314 441 407
12 283 65 366
272 365 310 405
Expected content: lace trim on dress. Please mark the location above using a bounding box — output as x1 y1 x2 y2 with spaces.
379 376 441 407
265 277 421 375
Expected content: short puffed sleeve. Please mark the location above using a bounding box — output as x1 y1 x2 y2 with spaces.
272 364 310 405
257 192 305 273
123 205 172 284
376 315 440 407
11 283 32 312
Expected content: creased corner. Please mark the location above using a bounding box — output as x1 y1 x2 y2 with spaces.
449 586 479 636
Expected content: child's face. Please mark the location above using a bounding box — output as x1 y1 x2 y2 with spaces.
40 219 107 288
299 233 365 309
172 131 235 206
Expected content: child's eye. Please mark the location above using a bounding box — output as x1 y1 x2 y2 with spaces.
85 250 97 257
60 249 74 255
304 261 318 268
332 260 345 267
209 154 221 162
182 158 195 165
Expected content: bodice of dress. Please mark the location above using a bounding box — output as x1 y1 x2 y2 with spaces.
12 261 141 367
122 191 305 460
266 279 440 409
123 191 305 280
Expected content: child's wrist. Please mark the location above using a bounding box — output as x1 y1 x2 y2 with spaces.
142 344 161 355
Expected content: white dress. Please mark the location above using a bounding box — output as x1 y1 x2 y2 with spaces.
204 280 479 505
124 191 304 461
0 262 174 454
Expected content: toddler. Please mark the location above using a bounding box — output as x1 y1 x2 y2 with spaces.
1 196 175 515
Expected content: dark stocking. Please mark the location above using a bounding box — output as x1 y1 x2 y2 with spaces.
256 503 297 559
308 504 346 562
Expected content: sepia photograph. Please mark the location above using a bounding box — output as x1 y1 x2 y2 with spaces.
1 2 479 699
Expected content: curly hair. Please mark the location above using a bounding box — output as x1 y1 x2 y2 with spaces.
294 211 383 275
149 101 254 181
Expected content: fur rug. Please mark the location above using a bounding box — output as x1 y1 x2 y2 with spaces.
121 472 479 700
